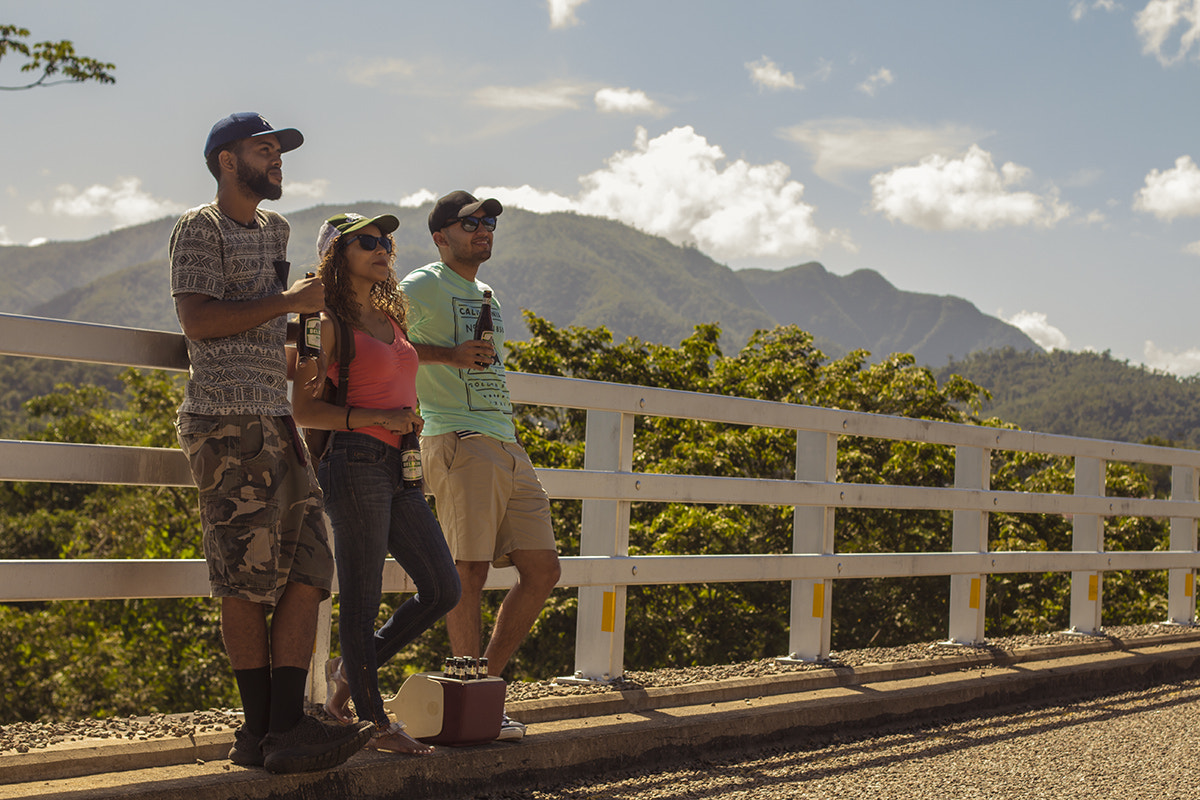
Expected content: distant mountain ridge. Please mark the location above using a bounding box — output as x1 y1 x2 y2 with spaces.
0 204 1041 364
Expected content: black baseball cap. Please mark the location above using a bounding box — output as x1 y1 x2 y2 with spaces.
428 190 503 233
204 112 304 158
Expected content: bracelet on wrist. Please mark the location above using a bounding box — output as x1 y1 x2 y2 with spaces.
345 406 354 431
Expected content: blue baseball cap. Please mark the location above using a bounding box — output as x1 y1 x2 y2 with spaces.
204 112 303 158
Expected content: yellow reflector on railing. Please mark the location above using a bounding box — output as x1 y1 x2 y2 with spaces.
601 590 616 633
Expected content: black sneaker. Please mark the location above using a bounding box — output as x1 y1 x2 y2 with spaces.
228 725 264 767
261 716 375 774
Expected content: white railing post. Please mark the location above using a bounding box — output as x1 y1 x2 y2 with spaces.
782 430 837 661
309 598 333 704
565 409 634 682
1168 466 1198 625
1070 456 1105 633
947 445 990 644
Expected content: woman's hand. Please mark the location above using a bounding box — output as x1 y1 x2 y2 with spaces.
376 407 424 436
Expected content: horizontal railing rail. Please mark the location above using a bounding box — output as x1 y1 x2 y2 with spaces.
1 311 1197 686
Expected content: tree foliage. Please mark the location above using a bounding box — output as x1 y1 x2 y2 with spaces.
0 320 1181 722
0 25 115 90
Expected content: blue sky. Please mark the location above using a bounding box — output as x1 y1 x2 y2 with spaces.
3 1 1200 372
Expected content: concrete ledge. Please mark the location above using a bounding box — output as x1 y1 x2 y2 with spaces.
2 636 1199 799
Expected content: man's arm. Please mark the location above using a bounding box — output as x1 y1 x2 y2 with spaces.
412 340 495 370
176 274 324 341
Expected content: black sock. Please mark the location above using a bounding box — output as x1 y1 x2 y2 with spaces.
233 667 271 737
269 666 309 734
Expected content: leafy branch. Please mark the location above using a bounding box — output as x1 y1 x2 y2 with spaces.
0 24 115 91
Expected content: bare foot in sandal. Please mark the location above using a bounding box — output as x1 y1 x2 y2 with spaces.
324 657 354 724
368 721 434 755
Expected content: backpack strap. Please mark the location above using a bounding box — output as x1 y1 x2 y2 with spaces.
327 308 355 408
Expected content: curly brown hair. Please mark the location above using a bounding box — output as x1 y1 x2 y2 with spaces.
316 232 408 334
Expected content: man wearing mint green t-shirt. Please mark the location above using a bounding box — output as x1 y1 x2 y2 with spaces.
399 191 560 742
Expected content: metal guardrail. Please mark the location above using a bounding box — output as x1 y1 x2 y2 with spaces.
1 311 1198 686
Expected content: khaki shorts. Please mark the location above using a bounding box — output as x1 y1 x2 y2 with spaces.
176 413 334 605
423 432 556 568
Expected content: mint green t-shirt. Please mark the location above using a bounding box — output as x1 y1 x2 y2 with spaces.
399 262 515 441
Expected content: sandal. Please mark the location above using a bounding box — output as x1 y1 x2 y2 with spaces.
323 657 354 724
367 721 434 755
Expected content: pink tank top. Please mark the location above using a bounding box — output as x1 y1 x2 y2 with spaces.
327 316 419 449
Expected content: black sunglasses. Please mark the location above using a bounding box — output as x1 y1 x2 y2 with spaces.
343 233 393 253
446 216 497 233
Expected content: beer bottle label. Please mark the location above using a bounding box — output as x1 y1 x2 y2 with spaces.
401 449 422 482
302 316 321 351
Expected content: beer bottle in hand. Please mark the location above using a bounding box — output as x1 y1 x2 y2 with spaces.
400 426 423 489
297 272 321 361
473 290 497 368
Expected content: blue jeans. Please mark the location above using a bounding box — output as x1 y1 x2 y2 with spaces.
317 432 461 726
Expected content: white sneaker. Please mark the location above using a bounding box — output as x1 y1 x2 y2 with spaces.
497 714 526 742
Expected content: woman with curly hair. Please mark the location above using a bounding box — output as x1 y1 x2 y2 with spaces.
292 212 460 755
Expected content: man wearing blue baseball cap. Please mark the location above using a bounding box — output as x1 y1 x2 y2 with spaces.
170 112 374 773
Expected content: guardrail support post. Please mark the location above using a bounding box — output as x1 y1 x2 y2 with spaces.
782 430 837 662
947 445 990 644
309 597 333 704
1168 466 1198 625
1070 456 1105 634
565 409 634 682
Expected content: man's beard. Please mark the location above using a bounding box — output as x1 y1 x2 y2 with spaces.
236 160 283 201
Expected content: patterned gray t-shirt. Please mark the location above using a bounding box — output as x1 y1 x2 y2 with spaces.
170 203 292 416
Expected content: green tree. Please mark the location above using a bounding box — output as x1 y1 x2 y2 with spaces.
0 370 229 723
0 24 115 91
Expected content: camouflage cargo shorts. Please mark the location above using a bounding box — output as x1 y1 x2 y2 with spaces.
176 413 333 605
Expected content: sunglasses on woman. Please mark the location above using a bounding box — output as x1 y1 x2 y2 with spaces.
445 216 497 233
343 233 394 253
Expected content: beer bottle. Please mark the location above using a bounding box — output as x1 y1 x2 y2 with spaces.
478 656 489 679
297 272 321 361
400 421 423 490
473 290 497 367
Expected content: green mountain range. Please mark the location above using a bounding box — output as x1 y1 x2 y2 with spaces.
938 348 1200 448
0 204 1039 362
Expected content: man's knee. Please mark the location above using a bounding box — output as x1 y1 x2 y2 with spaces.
456 561 491 597
513 550 561 593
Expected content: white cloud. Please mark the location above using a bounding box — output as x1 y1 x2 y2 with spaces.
344 58 418 86
1144 340 1200 375
282 179 329 200
1133 155 1200 219
1184 239 1200 255
1006 311 1069 351
780 118 984 181
1063 167 1103 187
1135 0 1200 65
746 56 800 91
857 68 895 96
399 189 436 208
594 87 665 115
870 145 1073 230
483 126 850 262
1071 0 1119 21
0 226 10 245
472 184 575 214
28 237 47 247
44 178 185 228
473 82 588 110
1083 209 1108 224
548 0 589 28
